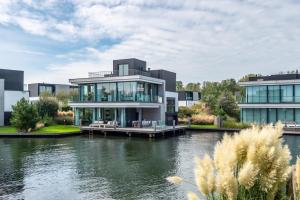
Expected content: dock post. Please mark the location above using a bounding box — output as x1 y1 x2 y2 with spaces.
173 120 175 129
104 132 107 137
128 133 132 137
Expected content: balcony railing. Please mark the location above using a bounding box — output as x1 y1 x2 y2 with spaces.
70 94 163 104
88 69 151 78
239 96 300 104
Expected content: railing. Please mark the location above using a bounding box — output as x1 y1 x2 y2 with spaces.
239 96 300 104
88 69 152 78
88 71 113 78
69 94 163 103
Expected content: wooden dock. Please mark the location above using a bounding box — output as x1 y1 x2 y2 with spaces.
80 126 187 138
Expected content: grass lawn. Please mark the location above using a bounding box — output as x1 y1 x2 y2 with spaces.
0 125 80 134
33 125 80 134
0 126 17 133
189 124 217 129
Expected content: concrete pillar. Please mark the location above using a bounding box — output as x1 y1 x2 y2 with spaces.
0 79 4 126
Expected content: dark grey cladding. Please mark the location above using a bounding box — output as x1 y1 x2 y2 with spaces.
0 69 24 91
113 58 147 76
150 70 176 92
248 73 300 82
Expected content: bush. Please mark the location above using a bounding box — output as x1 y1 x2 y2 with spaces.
168 123 293 200
10 98 39 132
222 118 250 129
191 114 215 125
178 106 195 119
36 97 59 119
54 116 74 125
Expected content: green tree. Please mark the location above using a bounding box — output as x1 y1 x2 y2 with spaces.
185 82 201 92
10 98 39 132
176 81 184 91
36 96 59 119
218 92 240 119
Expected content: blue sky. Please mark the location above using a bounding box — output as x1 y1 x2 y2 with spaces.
1 0 300 84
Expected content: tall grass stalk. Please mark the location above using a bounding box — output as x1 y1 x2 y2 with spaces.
167 123 296 200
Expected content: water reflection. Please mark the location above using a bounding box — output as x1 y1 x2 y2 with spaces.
0 132 299 200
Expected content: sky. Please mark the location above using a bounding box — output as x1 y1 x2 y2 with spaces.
1 0 300 84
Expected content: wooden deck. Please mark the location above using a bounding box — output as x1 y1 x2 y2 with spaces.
80 125 187 138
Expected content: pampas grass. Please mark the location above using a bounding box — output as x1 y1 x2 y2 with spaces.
167 123 294 200
191 114 215 125
296 157 300 199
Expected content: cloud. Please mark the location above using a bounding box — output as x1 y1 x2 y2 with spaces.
1 0 300 84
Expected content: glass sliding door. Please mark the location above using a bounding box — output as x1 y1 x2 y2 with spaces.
268 108 277 124
97 83 116 102
278 108 294 123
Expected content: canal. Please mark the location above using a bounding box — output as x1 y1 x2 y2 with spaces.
0 132 299 200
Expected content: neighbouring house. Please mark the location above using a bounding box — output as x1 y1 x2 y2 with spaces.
178 91 201 107
0 69 29 126
69 58 178 127
27 83 77 101
239 73 300 125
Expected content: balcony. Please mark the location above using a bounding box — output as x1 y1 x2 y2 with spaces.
70 94 163 104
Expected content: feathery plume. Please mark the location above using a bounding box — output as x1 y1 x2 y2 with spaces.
187 192 200 200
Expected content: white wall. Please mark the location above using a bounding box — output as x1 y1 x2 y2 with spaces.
4 91 29 112
165 91 179 112
179 100 199 107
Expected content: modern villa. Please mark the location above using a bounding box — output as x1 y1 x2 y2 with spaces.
178 91 201 107
239 73 300 125
0 69 29 126
69 58 178 127
27 83 77 101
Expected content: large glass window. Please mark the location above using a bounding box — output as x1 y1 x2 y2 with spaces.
118 64 129 76
97 83 116 102
80 84 95 101
278 108 293 123
167 98 175 113
39 85 54 95
281 85 293 103
246 86 267 103
268 85 280 103
295 85 300 102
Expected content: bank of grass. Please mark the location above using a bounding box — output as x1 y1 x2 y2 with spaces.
189 124 217 129
0 125 80 134
33 125 80 134
0 126 17 133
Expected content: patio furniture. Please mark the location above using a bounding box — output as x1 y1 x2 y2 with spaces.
103 121 119 128
89 121 104 127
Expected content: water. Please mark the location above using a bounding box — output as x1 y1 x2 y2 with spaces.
0 132 299 200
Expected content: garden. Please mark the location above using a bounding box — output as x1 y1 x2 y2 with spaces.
0 93 79 134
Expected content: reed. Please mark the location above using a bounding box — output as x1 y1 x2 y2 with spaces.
296 157 300 199
167 123 295 200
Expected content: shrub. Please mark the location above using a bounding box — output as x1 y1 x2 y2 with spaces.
54 116 74 125
10 98 39 132
167 123 293 200
36 96 59 119
57 111 74 118
191 114 215 125
178 106 195 119
222 118 250 129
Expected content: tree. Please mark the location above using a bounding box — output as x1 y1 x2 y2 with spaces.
218 92 240 119
36 96 59 119
185 82 201 92
176 81 184 91
10 98 39 132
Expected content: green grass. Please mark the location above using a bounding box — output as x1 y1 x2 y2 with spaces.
0 125 80 134
33 125 80 134
0 126 17 133
189 124 217 129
